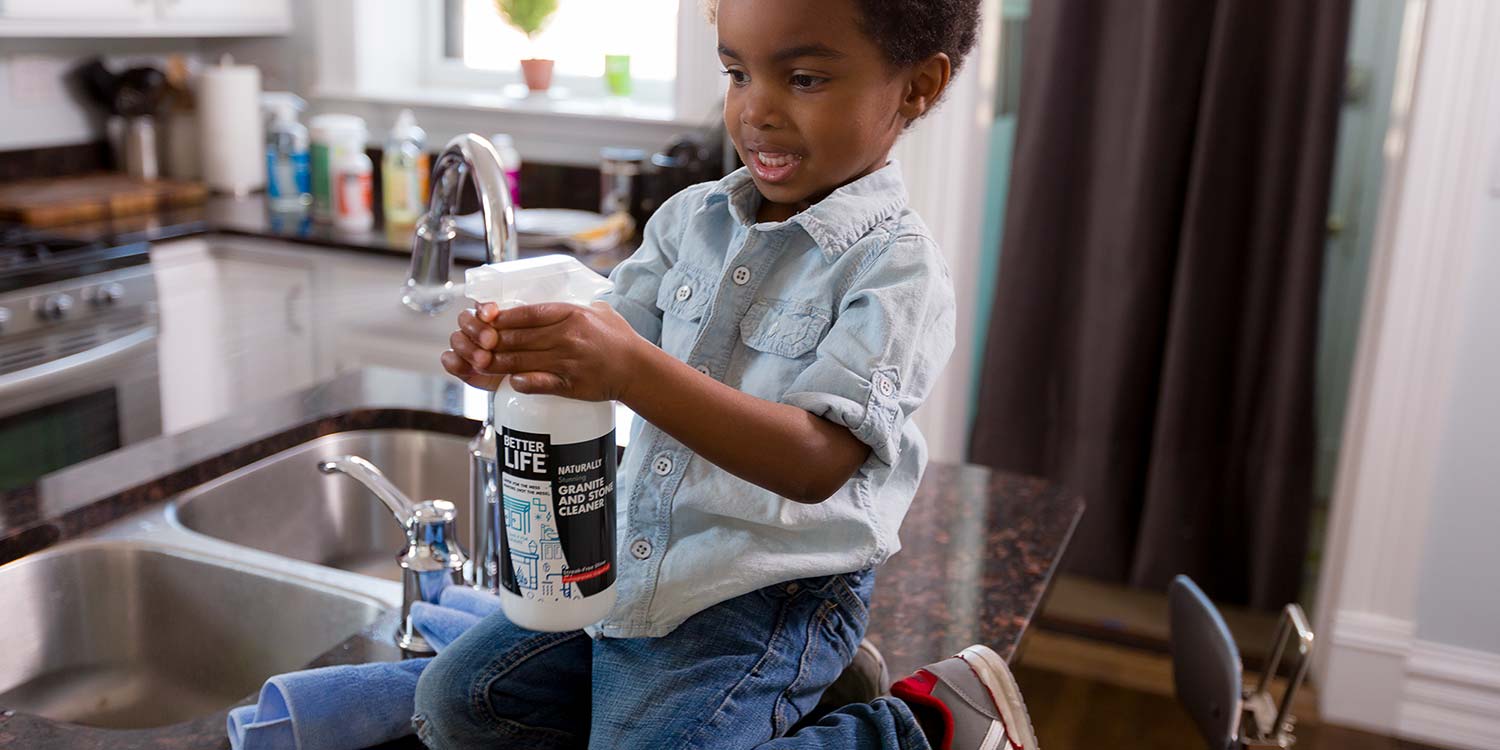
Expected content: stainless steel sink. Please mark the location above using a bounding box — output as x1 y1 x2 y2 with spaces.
171 429 471 581
0 541 385 729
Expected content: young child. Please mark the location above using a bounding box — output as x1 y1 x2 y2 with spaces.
419 0 1036 747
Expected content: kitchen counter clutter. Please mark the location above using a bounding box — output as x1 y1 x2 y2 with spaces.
0 367 1083 748
31 192 636 276
0 192 636 443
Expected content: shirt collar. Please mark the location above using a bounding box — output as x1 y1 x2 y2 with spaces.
701 161 909 260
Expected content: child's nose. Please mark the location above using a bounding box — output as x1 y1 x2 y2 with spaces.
739 86 787 130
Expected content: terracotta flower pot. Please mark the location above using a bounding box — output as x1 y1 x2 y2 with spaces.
520 58 555 93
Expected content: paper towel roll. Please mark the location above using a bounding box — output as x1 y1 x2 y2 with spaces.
198 55 265 196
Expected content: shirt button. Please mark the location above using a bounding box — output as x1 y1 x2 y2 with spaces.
732 266 752 286
674 284 692 302
877 375 896 398
695 364 712 377
652 454 674 476
630 539 653 560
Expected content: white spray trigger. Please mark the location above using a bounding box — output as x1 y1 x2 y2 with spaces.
464 255 613 310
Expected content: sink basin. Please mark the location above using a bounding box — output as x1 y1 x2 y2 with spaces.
0 542 384 728
172 429 472 581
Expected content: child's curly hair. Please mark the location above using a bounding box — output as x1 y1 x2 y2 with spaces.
703 0 983 76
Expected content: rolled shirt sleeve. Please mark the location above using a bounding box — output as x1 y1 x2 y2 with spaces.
781 235 957 465
601 184 711 345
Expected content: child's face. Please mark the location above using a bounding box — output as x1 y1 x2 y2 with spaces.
716 0 914 217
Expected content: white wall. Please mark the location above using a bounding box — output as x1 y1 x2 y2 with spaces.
1316 2 1500 747
0 38 208 150
1414 150 1500 654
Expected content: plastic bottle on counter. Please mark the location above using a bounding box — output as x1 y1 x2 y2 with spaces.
490 134 523 207
333 145 374 232
310 114 368 221
383 109 430 226
465 256 618 632
262 92 311 210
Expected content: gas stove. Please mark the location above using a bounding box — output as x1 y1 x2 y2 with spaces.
0 224 162 493
0 224 155 344
0 225 152 296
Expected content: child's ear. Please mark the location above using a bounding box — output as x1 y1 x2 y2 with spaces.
899 53 953 122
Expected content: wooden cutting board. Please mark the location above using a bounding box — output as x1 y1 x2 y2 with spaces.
0 174 209 227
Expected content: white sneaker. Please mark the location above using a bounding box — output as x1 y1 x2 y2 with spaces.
889 644 1039 750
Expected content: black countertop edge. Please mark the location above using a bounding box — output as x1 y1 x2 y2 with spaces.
0 368 477 561
34 193 637 273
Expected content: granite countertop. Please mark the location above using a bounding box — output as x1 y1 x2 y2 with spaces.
33 193 637 276
0 365 1082 747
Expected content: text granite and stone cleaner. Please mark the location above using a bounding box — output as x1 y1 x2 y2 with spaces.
465 256 618 632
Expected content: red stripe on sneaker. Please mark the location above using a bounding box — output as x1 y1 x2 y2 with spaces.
891 670 957 750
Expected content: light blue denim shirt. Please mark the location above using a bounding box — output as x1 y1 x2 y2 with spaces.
597 162 956 638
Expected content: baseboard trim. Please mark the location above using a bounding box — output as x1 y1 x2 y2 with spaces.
1399 641 1500 750
1324 615 1500 750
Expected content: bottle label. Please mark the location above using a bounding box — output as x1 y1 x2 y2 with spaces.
336 170 372 218
499 426 617 601
267 151 310 201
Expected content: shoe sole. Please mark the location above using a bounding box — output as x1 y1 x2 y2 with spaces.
958 645 1039 750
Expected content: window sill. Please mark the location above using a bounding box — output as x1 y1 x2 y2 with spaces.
315 86 715 167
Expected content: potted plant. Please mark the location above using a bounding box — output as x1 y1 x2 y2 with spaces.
495 0 560 93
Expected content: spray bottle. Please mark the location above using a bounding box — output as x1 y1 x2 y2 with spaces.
261 93 311 210
465 255 618 632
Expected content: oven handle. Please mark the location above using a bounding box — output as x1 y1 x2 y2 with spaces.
0 326 159 401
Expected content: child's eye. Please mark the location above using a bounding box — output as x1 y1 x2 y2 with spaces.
790 74 827 90
721 69 749 86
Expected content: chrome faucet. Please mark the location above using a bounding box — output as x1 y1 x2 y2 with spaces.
405 133 518 593
318 455 468 655
404 133 520 314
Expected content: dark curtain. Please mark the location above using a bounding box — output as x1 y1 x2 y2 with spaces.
968 0 1351 610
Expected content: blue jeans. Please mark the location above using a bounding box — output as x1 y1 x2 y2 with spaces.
412 569 931 749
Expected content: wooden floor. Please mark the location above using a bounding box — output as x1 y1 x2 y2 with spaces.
1013 662 1444 750
1015 576 1450 750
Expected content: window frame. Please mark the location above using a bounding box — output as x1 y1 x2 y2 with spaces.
421 0 684 115
311 0 725 167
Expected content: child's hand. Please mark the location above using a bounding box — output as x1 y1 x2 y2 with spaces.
441 305 507 391
441 302 645 402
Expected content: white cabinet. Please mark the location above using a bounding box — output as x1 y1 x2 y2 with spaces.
217 251 319 409
0 0 287 36
153 239 230 434
152 238 322 433
0 0 153 23
153 237 458 433
319 250 458 381
156 0 289 25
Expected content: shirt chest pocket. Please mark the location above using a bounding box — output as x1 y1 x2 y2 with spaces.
740 299 833 359
656 264 715 354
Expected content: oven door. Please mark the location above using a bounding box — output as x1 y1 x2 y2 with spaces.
0 321 162 493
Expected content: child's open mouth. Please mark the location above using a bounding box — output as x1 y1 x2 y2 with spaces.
749 151 804 184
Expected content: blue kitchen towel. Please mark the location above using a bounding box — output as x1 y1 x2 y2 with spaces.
225 592 502 750
437 585 502 618
227 658 430 750
409 587 500 650
410 601 481 653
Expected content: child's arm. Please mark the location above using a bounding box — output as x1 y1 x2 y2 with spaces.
443 185 701 392
454 301 869 504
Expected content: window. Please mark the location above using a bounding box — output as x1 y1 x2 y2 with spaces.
433 0 681 107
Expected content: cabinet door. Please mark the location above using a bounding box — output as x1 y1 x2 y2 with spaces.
154 0 288 23
152 239 231 434
323 251 457 381
217 252 319 409
0 0 152 22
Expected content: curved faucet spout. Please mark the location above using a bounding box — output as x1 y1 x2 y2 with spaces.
403 133 521 314
317 455 416 528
